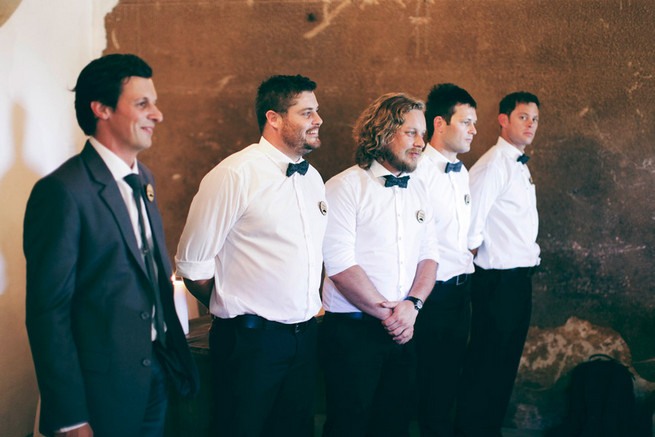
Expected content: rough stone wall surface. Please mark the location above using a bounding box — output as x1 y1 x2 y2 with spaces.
514 317 655 429
104 0 655 429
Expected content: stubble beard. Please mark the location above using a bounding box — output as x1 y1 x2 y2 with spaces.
282 126 320 157
380 146 417 174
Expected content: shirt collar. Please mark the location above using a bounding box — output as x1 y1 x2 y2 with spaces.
257 136 307 174
369 159 410 186
89 137 139 180
496 136 524 160
424 144 460 172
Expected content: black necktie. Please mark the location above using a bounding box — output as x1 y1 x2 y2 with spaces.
286 160 309 177
517 154 530 164
124 174 166 346
383 174 410 188
445 161 462 173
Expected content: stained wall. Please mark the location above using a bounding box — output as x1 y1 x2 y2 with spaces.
105 0 655 429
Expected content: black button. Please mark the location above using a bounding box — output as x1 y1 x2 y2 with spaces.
140 312 150 320
142 358 151 367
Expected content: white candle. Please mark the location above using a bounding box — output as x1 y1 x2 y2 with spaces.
172 275 189 335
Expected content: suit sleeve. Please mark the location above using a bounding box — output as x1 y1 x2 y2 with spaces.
24 177 89 433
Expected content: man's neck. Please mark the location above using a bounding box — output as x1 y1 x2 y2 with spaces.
431 141 458 162
501 134 526 154
378 159 403 176
262 133 303 163
92 134 138 168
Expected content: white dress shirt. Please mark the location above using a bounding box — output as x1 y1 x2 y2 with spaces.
175 137 327 324
322 160 439 313
467 136 540 270
415 145 474 281
89 137 153 251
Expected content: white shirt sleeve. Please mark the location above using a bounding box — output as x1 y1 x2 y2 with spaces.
419 206 440 265
175 165 245 280
468 160 505 250
322 175 358 277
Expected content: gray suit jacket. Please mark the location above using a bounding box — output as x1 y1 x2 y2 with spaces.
24 142 198 437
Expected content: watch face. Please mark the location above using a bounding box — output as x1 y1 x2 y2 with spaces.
406 296 423 311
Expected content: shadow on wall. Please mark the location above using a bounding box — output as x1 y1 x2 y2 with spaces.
0 102 41 435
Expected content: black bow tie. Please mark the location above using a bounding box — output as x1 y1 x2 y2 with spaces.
445 161 462 173
517 154 530 164
383 175 410 188
286 160 309 177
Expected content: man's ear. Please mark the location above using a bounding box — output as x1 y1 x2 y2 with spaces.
90 101 111 121
498 113 509 129
434 116 446 133
265 110 282 130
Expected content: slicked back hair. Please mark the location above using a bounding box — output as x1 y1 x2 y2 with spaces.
74 54 152 136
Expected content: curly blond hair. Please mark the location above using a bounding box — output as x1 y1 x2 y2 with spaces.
354 93 425 169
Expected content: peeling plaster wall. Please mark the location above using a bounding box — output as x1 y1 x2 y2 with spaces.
104 0 655 430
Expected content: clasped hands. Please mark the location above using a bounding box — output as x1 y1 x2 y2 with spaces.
379 300 417 345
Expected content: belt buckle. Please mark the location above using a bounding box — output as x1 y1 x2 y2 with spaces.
456 274 466 286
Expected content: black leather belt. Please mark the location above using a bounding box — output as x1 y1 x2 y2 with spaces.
438 273 469 286
507 266 539 276
324 311 379 323
215 314 313 334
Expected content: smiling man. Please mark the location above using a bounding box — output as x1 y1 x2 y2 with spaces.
456 92 541 437
320 93 438 437
175 75 327 437
24 54 198 437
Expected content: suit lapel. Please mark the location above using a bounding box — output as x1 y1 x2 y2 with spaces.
81 143 149 277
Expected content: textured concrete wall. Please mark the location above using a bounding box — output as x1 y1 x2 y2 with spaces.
105 0 655 430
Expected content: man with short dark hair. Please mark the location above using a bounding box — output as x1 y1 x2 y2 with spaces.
175 74 326 437
24 53 198 437
321 93 438 437
456 92 541 437
414 83 477 437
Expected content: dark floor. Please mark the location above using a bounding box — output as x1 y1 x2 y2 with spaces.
313 414 545 436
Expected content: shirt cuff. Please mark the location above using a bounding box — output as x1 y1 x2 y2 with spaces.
175 259 215 281
57 422 88 433
468 235 483 250
324 259 356 278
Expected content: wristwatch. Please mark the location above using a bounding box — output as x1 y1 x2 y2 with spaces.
404 296 423 312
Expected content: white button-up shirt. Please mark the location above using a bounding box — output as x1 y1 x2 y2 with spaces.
175 137 327 324
467 136 540 270
415 145 474 281
322 160 439 313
